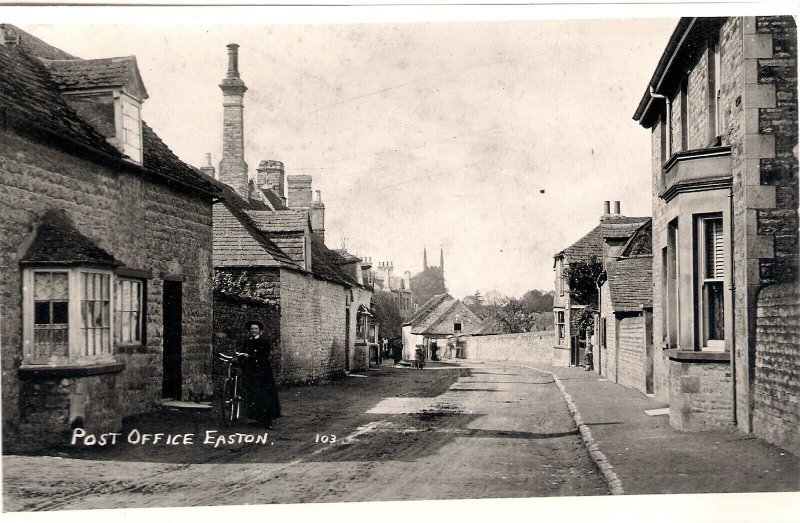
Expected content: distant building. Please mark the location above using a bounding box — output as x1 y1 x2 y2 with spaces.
0 26 219 451
401 293 480 361
553 201 650 367
633 16 798 453
409 247 447 307
373 261 414 321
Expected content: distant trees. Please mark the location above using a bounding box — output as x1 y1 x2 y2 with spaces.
410 267 446 307
520 289 555 312
372 291 402 340
491 296 552 333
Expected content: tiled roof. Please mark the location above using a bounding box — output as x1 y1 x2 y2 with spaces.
555 215 650 262
405 293 453 327
621 219 653 257
473 315 511 336
261 188 289 210
420 301 480 336
412 298 459 334
213 184 299 269
248 210 309 232
21 209 122 267
309 233 358 287
41 56 148 99
333 249 362 264
606 256 653 312
0 25 217 196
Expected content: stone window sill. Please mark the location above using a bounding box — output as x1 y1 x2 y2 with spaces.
116 344 148 354
19 362 126 379
665 349 730 363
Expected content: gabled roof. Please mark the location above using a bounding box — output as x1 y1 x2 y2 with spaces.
21 209 122 267
0 24 217 196
412 297 460 334
621 219 653 257
404 293 453 327
605 256 653 312
213 183 299 269
248 209 309 233
555 215 650 262
262 188 289 211
419 300 480 336
41 56 149 100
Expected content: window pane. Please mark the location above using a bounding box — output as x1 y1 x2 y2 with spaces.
52 301 68 324
34 301 50 325
122 312 130 343
132 312 140 342
707 282 725 341
94 301 103 327
705 218 724 279
122 282 131 311
52 272 68 300
102 328 110 353
102 275 109 300
134 282 141 313
34 272 51 301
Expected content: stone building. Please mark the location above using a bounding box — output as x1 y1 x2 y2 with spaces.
596 220 654 395
401 293 479 361
374 261 414 321
553 201 650 368
209 44 374 381
0 26 219 451
633 16 798 453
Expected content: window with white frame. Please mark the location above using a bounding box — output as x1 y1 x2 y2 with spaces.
116 278 144 345
121 97 142 163
556 310 565 340
697 215 725 350
24 267 115 365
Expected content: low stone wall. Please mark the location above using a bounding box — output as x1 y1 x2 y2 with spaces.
753 283 800 456
668 356 733 432
464 330 554 366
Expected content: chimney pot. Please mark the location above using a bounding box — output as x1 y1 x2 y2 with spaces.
226 43 240 78
614 201 621 215
603 201 611 215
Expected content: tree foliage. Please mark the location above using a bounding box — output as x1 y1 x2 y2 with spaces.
410 267 447 307
563 256 604 306
372 291 403 340
491 298 551 333
520 289 555 312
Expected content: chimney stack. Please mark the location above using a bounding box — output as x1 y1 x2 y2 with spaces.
218 43 248 198
287 175 313 208
613 201 621 215
199 153 216 179
256 160 285 202
603 201 611 215
310 190 325 243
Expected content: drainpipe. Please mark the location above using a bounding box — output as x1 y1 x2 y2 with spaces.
728 188 737 425
595 271 605 374
650 86 672 155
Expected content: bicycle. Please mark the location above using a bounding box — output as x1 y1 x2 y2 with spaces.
216 352 248 427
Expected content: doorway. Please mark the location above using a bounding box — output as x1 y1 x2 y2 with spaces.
162 280 182 400
344 307 351 372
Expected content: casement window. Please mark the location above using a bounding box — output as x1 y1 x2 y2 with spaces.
116 278 145 346
23 267 115 365
556 310 565 340
121 96 142 163
696 215 725 350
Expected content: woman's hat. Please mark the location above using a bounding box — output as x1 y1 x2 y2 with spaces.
244 320 265 330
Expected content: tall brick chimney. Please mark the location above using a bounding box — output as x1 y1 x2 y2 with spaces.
287 175 313 208
310 189 325 242
218 43 248 197
257 160 285 202
613 201 621 215
603 201 611 215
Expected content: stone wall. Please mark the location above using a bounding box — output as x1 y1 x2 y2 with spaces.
279 269 347 384
753 283 800 455
0 130 214 451
464 330 554 366
668 357 733 431
617 314 647 394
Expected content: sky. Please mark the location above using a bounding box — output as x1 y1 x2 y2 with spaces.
16 13 677 299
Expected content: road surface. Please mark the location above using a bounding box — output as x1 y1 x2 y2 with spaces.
3 361 607 511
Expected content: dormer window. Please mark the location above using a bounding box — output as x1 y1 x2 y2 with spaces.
120 95 142 163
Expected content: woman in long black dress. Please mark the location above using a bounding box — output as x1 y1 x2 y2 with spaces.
241 320 281 428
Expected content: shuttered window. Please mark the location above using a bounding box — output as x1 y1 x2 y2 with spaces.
698 216 725 350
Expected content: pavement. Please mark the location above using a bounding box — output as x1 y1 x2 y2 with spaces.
499 361 800 495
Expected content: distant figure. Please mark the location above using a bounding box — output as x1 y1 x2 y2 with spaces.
241 320 281 428
391 337 402 364
430 341 439 361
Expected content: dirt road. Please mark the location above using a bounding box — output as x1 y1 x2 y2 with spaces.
3 362 607 511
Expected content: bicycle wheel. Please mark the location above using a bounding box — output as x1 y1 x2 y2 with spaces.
221 377 237 427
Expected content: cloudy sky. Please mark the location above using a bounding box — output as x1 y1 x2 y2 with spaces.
17 11 677 298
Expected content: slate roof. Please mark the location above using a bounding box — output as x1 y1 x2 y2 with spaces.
248 210 309 233
21 209 122 267
404 293 453 327
621 219 653 257
212 183 299 269
262 188 289 210
606 256 653 312
0 24 217 196
412 297 460 335
419 301 481 336
41 56 149 99
309 233 358 287
555 215 650 262
472 315 512 336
